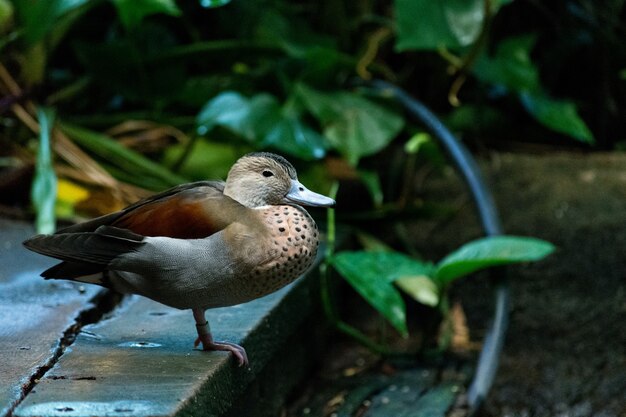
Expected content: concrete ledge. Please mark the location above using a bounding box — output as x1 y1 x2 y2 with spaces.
1 219 326 417
0 219 101 417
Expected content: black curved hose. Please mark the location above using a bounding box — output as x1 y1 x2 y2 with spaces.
368 80 509 412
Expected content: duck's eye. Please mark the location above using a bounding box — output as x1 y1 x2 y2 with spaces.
262 170 274 178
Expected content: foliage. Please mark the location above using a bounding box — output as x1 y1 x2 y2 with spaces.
330 236 554 338
0 0 615 353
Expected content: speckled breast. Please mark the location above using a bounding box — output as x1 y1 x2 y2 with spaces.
252 204 320 296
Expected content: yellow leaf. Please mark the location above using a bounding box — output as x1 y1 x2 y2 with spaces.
57 178 89 204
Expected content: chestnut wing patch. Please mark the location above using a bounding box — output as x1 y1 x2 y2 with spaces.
112 184 236 239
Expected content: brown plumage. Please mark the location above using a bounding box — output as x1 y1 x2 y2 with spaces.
23 152 335 366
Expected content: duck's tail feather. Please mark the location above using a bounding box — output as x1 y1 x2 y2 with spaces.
23 226 145 281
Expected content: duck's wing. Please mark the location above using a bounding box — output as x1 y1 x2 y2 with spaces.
25 181 246 280
56 181 230 238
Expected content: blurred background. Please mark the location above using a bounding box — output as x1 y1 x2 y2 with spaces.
1 0 624 227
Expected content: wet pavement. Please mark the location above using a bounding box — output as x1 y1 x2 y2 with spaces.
0 218 324 417
0 219 101 416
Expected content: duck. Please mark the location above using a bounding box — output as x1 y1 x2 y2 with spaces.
23 152 335 366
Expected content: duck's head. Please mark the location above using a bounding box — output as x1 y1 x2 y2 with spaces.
224 152 336 209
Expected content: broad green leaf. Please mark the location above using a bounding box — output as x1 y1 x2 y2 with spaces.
331 251 436 336
474 35 593 143
435 236 555 285
32 108 57 234
197 91 326 160
196 91 255 136
296 84 403 165
163 139 239 181
13 0 89 45
112 0 181 30
395 275 439 307
395 0 484 51
237 94 284 141
262 116 326 161
520 92 594 144
474 34 540 93
61 123 187 190
197 92 284 143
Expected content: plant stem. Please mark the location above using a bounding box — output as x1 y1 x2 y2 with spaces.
436 288 453 352
148 40 281 63
320 181 339 319
320 181 414 358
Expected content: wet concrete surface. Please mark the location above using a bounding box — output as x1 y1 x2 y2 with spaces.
1 216 324 417
0 219 101 417
13 293 282 417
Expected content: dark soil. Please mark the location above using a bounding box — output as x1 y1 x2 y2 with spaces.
287 152 626 417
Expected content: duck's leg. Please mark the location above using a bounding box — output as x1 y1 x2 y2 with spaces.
192 308 249 366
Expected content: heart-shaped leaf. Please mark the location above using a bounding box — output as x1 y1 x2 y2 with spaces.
331 251 435 336
395 0 486 51
296 84 403 165
435 236 555 285
196 91 326 160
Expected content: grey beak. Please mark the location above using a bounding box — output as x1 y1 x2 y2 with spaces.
285 180 336 207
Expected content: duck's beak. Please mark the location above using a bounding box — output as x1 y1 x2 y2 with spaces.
285 180 336 207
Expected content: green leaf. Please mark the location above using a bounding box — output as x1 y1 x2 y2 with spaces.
435 236 555 285
162 139 239 181
197 91 257 137
331 251 436 336
395 0 484 51
262 116 326 161
196 91 326 160
474 35 594 143
13 0 89 45
61 123 187 190
296 84 403 165
520 92 594 144
32 108 57 234
112 0 181 30
474 34 540 93
395 275 439 307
